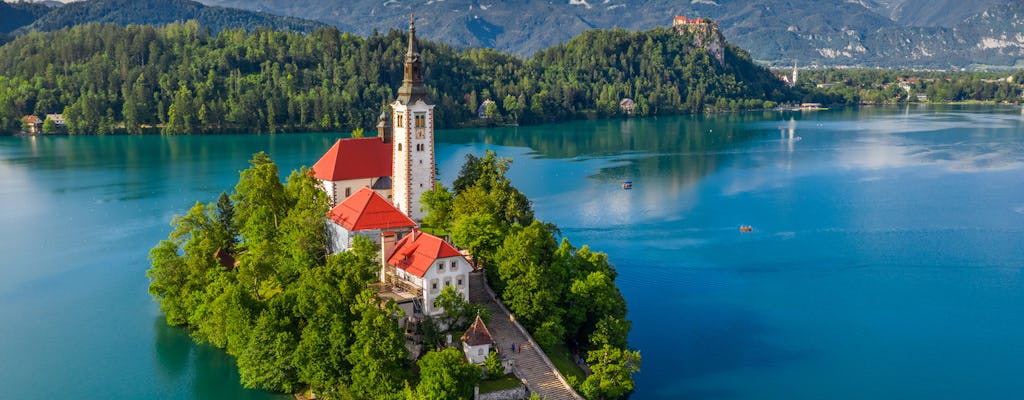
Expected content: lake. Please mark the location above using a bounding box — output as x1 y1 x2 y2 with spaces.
2 105 1023 399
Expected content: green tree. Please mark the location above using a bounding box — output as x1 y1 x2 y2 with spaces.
580 345 641 400
237 293 301 392
416 347 480 400
434 285 489 333
347 290 410 398
449 212 505 272
421 182 455 233
41 118 56 134
484 350 504 378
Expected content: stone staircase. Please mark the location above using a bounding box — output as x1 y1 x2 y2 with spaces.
469 271 583 400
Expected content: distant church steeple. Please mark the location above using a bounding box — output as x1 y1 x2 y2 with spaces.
391 14 435 222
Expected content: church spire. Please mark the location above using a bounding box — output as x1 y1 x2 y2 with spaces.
397 13 428 105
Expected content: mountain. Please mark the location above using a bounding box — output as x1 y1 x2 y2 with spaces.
193 0 1024 68
0 1 54 33
17 0 327 35
863 0 1006 27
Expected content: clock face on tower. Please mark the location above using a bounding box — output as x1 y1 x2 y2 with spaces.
416 130 425 139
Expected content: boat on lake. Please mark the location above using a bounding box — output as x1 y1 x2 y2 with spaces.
622 180 633 190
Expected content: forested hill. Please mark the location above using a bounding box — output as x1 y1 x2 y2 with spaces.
0 22 793 135
0 2 52 34
0 1 54 44
15 0 326 35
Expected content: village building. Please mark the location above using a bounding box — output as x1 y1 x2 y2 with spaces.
619 98 635 114
213 247 237 271
672 15 717 27
325 187 417 254
22 115 42 134
45 113 65 126
383 229 472 319
461 315 495 364
477 99 495 119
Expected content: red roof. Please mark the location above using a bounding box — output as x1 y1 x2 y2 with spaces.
461 315 495 346
311 137 392 181
327 187 416 231
387 230 464 278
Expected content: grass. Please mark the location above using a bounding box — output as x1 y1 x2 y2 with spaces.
542 342 587 386
417 222 449 238
478 374 522 393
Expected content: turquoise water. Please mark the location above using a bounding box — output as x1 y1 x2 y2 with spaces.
2 106 1023 399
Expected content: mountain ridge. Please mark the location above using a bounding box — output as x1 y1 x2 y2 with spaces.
11 0 327 36
194 0 1024 68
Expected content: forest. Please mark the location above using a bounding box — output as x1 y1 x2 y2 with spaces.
147 151 638 399
0 21 792 135
791 68 1024 105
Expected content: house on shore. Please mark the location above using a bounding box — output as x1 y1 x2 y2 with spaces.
45 114 65 126
619 98 635 114
22 115 42 134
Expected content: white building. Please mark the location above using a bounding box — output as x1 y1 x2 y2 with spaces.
461 315 495 364
385 229 472 317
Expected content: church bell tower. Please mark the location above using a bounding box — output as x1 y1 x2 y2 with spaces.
391 15 435 221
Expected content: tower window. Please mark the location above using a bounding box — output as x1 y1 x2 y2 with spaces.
397 143 402 151
414 113 426 128
396 114 404 128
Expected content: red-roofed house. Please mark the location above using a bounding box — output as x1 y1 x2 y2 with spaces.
385 229 472 317
311 137 393 207
325 187 417 253
461 315 495 364
22 115 42 135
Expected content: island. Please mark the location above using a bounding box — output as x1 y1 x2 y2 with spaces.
147 18 638 400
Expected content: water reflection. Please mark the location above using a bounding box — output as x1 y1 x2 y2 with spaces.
153 316 191 381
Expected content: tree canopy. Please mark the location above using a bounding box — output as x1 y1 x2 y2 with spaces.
0 22 793 134
422 150 640 398
148 153 405 397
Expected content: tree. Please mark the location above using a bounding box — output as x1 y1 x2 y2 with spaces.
493 221 561 328
434 285 489 333
347 290 410 399
41 118 57 134
449 212 505 272
147 201 221 326
236 294 301 393
416 347 480 400
580 345 641 400
421 182 455 233
483 350 503 378
165 84 195 134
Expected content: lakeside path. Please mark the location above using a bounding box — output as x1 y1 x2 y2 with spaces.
468 271 584 400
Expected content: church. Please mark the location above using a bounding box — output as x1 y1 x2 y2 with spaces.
310 17 472 321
